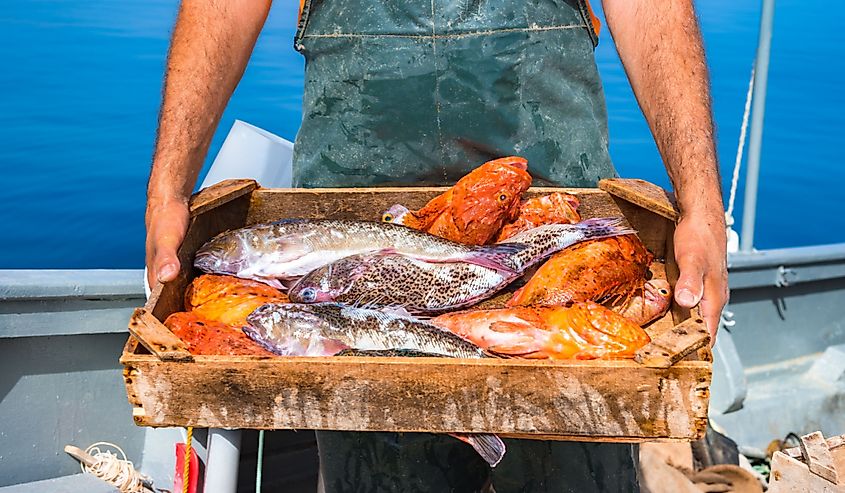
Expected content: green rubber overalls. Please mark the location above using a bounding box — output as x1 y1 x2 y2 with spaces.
292 0 637 491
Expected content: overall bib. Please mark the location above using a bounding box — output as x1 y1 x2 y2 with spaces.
292 0 637 491
292 0 617 187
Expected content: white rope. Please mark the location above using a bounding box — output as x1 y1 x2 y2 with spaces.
725 64 756 227
81 442 150 493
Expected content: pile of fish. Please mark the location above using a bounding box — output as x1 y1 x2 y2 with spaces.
163 156 674 466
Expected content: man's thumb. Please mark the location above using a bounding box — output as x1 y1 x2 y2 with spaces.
155 253 180 283
674 258 704 308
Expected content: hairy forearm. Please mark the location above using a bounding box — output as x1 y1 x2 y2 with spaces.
148 0 271 206
603 0 721 216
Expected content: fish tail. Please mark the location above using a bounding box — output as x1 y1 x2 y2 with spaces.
450 433 506 467
461 243 527 273
575 217 636 241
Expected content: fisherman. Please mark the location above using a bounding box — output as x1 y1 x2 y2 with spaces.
146 0 728 491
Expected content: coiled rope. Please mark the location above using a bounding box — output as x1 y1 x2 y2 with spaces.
80 442 150 493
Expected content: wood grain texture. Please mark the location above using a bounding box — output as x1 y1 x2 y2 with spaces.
787 435 845 459
247 187 625 225
799 431 840 484
123 184 713 439
189 179 257 217
122 354 710 440
634 317 710 368
127 308 192 362
770 450 845 492
599 179 679 222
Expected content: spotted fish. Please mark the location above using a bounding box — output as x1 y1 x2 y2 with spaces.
194 219 526 289
244 302 506 467
288 218 634 313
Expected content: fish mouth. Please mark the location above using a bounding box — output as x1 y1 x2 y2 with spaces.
193 251 219 272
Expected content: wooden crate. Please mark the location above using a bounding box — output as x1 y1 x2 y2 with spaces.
121 178 712 442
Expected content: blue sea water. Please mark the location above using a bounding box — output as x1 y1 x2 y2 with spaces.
0 1 842 269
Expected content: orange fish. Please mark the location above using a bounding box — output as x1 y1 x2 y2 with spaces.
610 279 672 326
184 274 288 327
164 311 275 356
508 235 653 307
495 192 581 242
381 156 532 245
432 302 651 360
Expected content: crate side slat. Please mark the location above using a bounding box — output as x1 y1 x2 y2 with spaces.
125 357 710 440
127 308 192 362
599 178 679 222
247 188 625 225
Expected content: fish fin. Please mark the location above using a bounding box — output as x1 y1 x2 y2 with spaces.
450 433 506 467
461 243 528 274
486 322 544 355
575 217 636 240
377 305 415 319
489 321 533 333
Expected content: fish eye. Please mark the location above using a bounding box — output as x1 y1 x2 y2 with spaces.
659 289 669 295
498 193 509 202
299 287 318 303
382 213 394 223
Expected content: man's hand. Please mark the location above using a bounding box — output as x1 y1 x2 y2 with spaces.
145 0 270 287
145 199 190 287
603 0 728 340
673 210 728 340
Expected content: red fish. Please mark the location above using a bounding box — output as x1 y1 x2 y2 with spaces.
508 235 653 307
432 303 651 360
184 274 288 327
381 156 532 245
610 279 672 326
164 312 275 356
495 192 581 242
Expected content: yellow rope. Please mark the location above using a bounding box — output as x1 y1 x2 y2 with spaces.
183 427 193 493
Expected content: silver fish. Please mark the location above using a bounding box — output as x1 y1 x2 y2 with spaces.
244 302 505 467
244 302 486 358
194 219 525 289
288 218 634 313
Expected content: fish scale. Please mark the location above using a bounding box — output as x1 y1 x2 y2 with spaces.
289 218 635 313
245 303 486 358
194 219 526 289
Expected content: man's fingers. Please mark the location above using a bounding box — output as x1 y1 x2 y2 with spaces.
674 255 704 308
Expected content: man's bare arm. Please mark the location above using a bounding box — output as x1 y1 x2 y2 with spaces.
602 0 728 338
146 0 271 285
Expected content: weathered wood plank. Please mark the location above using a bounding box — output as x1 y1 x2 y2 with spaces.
247 187 625 225
634 317 709 368
127 308 192 362
799 431 840 484
788 435 845 459
189 179 257 217
770 449 845 492
599 178 679 222
122 355 709 440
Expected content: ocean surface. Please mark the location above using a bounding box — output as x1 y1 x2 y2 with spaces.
0 0 842 268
